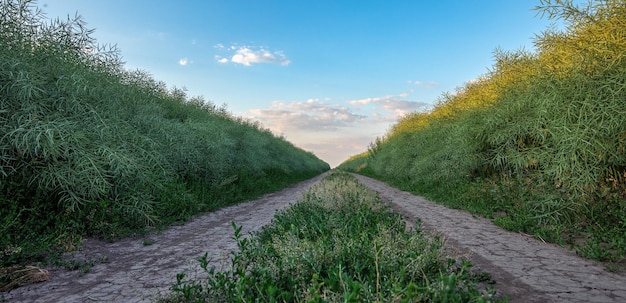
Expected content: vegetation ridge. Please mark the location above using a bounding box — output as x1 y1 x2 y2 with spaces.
339 0 626 270
0 0 329 275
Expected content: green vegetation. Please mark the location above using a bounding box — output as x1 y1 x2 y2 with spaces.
0 0 328 269
162 171 503 302
339 0 626 269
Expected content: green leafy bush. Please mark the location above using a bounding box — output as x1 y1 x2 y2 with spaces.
339 0 626 266
0 0 329 268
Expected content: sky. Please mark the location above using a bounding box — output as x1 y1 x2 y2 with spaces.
40 0 561 167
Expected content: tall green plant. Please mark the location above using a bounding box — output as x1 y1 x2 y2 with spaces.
340 0 626 264
1 0 328 268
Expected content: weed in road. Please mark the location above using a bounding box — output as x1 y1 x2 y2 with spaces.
161 171 505 302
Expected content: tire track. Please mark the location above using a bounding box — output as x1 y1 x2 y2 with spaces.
4 173 327 303
353 174 626 303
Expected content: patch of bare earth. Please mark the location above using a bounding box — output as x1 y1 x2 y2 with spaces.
353 174 626 303
2 173 327 303
5 172 626 303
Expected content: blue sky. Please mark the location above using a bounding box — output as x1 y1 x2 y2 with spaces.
42 0 559 167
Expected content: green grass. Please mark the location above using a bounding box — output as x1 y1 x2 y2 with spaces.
339 0 626 269
160 171 505 302
343 165 625 271
0 0 329 272
338 0 626 270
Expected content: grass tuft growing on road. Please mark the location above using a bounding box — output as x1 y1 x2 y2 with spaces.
161 171 504 302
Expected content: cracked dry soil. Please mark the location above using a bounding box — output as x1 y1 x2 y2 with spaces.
4 173 626 302
353 174 626 303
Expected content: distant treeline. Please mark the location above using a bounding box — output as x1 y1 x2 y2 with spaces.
0 0 328 266
339 0 625 264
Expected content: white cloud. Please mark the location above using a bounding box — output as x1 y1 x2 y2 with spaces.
410 80 440 88
348 93 409 106
380 99 428 117
215 45 291 66
247 99 365 133
348 93 431 120
242 94 431 167
178 57 189 66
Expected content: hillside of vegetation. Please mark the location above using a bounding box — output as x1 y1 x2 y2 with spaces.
339 0 625 267
0 0 328 267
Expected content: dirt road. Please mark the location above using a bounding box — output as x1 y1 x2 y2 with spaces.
4 172 626 302
3 174 327 303
353 174 626 303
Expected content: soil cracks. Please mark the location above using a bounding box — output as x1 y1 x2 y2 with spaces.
4 174 327 303
353 174 626 303
4 173 626 303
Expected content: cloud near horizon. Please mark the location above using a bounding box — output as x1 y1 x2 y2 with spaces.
248 93 432 136
243 93 432 167
247 99 365 134
348 93 431 120
215 44 291 66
